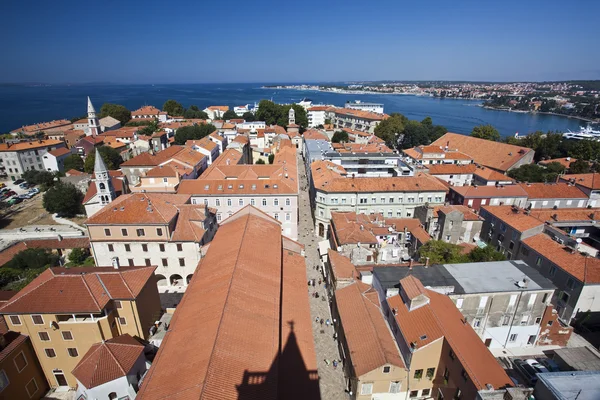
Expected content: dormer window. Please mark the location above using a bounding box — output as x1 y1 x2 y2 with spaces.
383 366 391 373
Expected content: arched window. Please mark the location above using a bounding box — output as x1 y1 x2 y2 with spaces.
99 183 106 190
108 393 117 400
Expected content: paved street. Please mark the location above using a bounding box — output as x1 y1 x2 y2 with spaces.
296 152 348 400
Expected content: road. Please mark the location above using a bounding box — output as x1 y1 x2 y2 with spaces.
296 152 348 400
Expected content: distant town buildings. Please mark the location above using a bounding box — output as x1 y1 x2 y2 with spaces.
0 139 67 181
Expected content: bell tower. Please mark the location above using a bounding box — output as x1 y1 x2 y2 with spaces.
87 96 100 136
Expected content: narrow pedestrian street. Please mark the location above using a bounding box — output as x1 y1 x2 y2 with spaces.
296 152 348 400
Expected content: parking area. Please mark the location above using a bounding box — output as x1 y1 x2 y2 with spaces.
497 353 560 386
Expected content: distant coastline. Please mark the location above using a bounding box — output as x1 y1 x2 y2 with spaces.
481 105 599 124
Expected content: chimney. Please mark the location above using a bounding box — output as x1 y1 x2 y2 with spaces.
425 257 430 268
409 259 413 270
57 234 63 242
112 257 120 269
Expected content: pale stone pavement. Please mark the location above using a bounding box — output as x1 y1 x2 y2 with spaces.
296 152 349 400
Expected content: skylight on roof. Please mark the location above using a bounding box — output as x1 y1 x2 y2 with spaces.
239 184 244 189
251 184 256 190
217 185 223 190
204 185 209 190
228 184 233 189
419 335 427 341
273 184 278 189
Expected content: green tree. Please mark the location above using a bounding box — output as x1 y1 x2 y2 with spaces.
99 103 131 125
162 100 184 116
569 139 600 161
331 130 349 143
242 112 255 122
544 161 566 175
84 146 123 173
183 108 209 119
400 120 430 149
137 120 160 136
278 104 308 129
467 246 506 262
0 268 20 288
63 154 84 171
418 240 467 264
569 159 591 174
5 248 60 270
374 113 406 149
68 248 90 264
43 182 84 217
256 159 266 164
268 154 275 164
222 109 238 120
255 100 282 125
471 124 501 141
508 164 557 183
173 124 216 145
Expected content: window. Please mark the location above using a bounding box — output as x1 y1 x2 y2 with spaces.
414 369 423 379
38 332 50 341
128 259 134 267
522 247 529 256
119 317 127 325
177 244 183 252
274 199 279 206
381 197 386 204
449 350 456 360
0 370 8 392
13 351 27 372
120 228 128 237
473 317 482 328
142 244 148 252
274 213 279 221
108 244 114 252
567 278 576 290
67 348 78 357
383 366 391 373
285 213 291 221
26 377 38 398
204 199 209 205
136 228 145 237
426 367 435 379
157 228 163 236
104 228 111 236
422 389 431 397
456 298 464 309
125 244 131 252
286 198 291 206
389 381 401 394
502 315 510 326
409 390 418 398
548 320 553 327
360 383 373 395
162 259 168 267
113 300 123 309
509 333 518 342
226 198 232 207
359 198 367 204
542 293 548 303
179 258 185 267
45 348 56 358
461 369 468 382
250 199 255 206
31 315 43 325
536 256 542 266
62 331 73 341
262 198 267 206
535 317 542 324
145 259 151 267
159 244 165 252
239 199 244 206
216 199 221 206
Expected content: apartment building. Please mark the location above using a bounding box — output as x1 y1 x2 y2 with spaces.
519 182 591 209
311 161 448 238
472 166 515 186
42 147 71 172
0 139 67 181
85 193 217 288
329 211 431 264
0 331 48 400
178 146 300 239
431 133 534 173
331 108 388 134
131 106 168 122
373 260 557 349
307 105 329 127
137 206 319 400
334 281 408 399
402 145 474 166
120 145 206 186
425 163 476 186
449 185 528 211
186 136 220 164
326 143 413 178
416 204 483 244
560 173 600 201
203 105 229 120
0 266 161 389
382 276 513 399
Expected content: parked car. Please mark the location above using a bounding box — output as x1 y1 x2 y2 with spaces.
13 179 24 185
513 359 539 385
526 359 549 373
539 358 560 372
0 183 5 188
29 187 40 194
0 187 8 193
6 190 16 197
19 182 29 189
7 197 22 205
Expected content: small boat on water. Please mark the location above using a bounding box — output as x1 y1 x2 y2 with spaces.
562 125 600 141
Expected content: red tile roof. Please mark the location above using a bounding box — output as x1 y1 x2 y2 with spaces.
132 106 161 116
472 166 515 182
302 129 330 141
388 278 513 390
82 176 126 204
72 334 145 389
137 206 317 400
333 108 388 121
0 331 28 363
0 140 66 152
432 133 534 172
518 182 588 199
433 205 482 221
427 163 477 175
450 184 528 199
313 171 449 194
0 266 156 314
328 250 358 281
0 238 90 267
48 147 71 157
560 173 600 190
539 158 577 169
336 282 404 376
522 234 600 283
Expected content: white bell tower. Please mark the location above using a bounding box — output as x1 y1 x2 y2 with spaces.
87 96 100 136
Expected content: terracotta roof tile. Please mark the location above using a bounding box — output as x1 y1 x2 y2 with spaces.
333 108 388 121
137 206 317 400
48 147 71 157
480 206 544 232
539 158 577 169
302 129 330 141
472 166 515 182
0 140 66 152
433 205 481 221
432 133 534 172
72 334 145 389
314 172 448 194
132 106 161 116
328 250 358 280
560 173 600 190
450 184 528 199
336 282 404 376
427 163 477 175
518 182 587 199
0 266 156 314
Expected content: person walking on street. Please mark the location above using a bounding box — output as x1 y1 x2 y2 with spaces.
320 318 324 326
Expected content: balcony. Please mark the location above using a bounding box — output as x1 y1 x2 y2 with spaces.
57 312 107 324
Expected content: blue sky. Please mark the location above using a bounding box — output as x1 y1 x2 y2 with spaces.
1 0 598 83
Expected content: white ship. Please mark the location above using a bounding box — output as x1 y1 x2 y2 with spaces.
562 125 600 141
